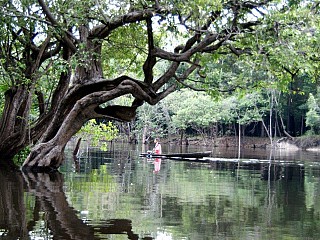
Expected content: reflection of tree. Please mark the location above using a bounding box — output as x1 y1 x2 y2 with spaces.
0 169 143 239
96 219 140 239
0 167 28 239
23 171 95 239
23 171 144 240
280 166 306 221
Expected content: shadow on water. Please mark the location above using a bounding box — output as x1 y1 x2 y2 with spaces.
0 167 150 240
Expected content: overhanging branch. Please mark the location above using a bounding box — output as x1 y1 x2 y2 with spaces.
90 10 155 39
94 105 137 121
38 0 77 52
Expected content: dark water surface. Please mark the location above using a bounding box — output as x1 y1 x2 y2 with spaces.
1 143 320 239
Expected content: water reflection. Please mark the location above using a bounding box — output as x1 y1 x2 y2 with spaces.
145 157 162 173
0 169 147 239
209 160 305 181
0 168 27 239
1 145 320 239
23 171 95 239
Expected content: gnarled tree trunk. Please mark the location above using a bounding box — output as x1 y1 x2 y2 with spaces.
0 36 54 160
22 34 143 171
0 86 31 159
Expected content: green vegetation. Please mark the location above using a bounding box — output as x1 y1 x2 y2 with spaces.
116 0 320 143
76 120 118 151
0 0 320 169
306 92 320 134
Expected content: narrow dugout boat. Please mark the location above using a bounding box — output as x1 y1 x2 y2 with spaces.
139 151 212 159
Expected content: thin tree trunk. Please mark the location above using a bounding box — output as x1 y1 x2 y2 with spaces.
268 90 274 147
180 130 184 145
274 93 294 139
73 138 82 156
142 124 148 144
238 121 241 159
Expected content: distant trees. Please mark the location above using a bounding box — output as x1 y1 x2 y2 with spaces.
165 90 218 143
306 92 320 134
126 83 317 145
124 89 270 144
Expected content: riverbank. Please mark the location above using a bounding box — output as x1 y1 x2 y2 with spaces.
276 135 320 151
165 135 320 151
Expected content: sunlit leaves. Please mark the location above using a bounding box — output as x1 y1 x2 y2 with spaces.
200 54 273 99
102 24 147 78
76 119 118 151
165 89 218 130
250 3 320 86
306 93 320 134
134 101 169 139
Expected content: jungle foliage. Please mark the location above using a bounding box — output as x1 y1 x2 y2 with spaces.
0 0 319 170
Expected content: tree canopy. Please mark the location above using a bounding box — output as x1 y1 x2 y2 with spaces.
0 0 319 171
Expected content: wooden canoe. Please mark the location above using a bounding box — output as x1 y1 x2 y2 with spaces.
139 151 211 159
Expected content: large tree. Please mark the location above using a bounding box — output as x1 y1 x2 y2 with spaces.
0 0 288 171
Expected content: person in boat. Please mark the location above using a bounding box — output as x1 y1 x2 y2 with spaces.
153 138 162 154
152 138 162 173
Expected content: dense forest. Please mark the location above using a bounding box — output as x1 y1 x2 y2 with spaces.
114 86 318 145
0 0 320 171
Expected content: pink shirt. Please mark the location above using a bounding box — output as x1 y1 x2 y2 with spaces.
154 142 162 154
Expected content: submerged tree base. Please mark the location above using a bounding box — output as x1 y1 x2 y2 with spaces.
22 141 65 171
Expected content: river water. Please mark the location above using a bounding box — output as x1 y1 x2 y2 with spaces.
1 142 320 239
